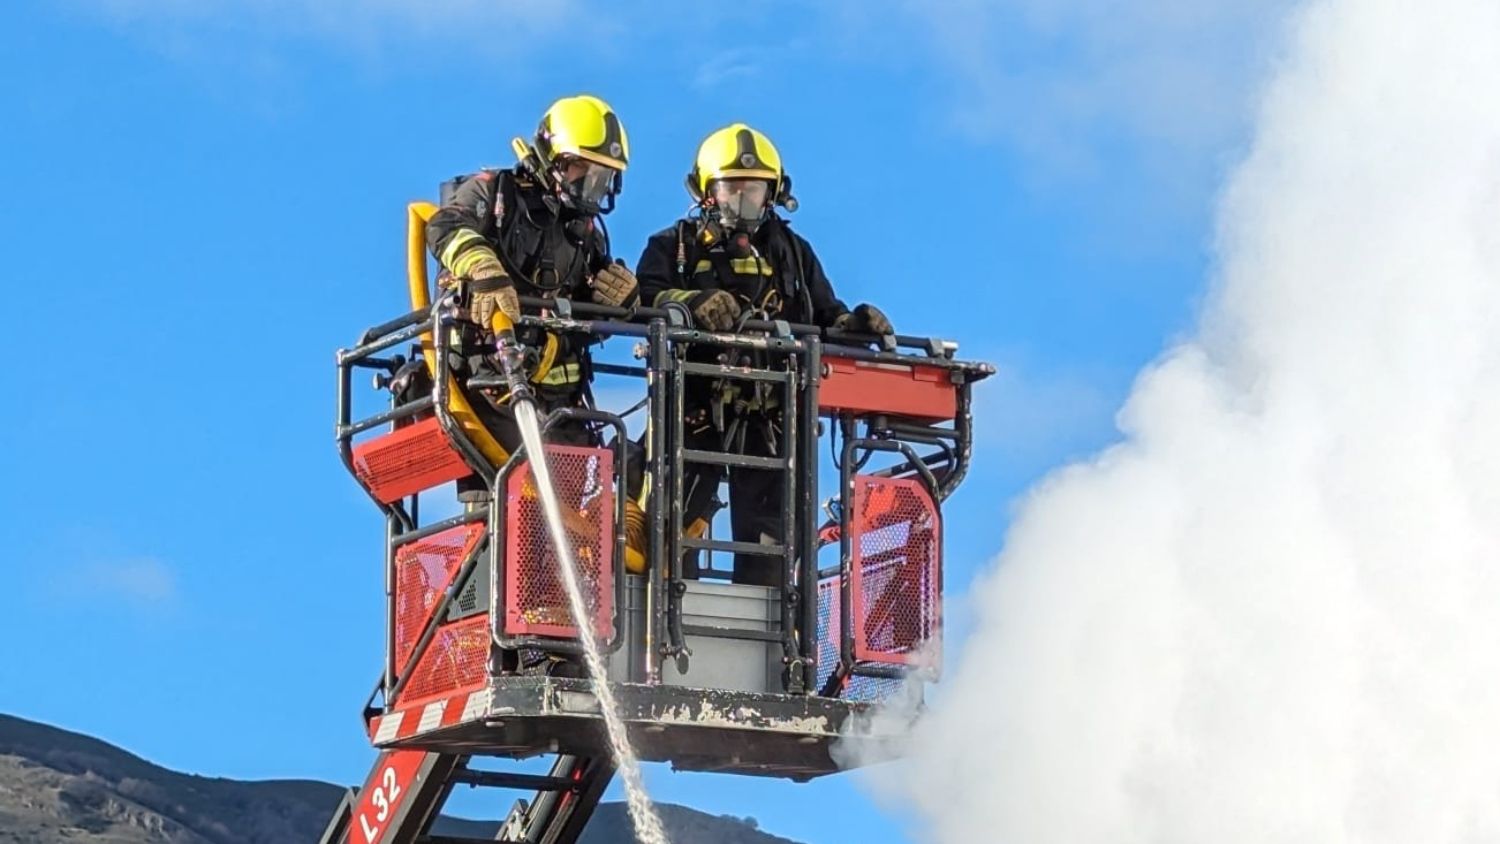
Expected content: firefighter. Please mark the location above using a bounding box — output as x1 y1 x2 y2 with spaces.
426 94 639 497
423 95 642 677
636 123 893 586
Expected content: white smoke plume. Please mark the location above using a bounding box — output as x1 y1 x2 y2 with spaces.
889 0 1500 841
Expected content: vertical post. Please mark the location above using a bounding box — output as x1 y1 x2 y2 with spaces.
839 416 859 685
488 454 512 663
799 337 823 693
384 511 398 703
645 320 670 682
667 335 688 663
336 352 352 452
940 381 974 502
608 419 628 659
383 389 403 704
779 350 802 692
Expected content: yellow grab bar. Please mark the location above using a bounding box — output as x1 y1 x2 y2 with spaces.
405 201 510 466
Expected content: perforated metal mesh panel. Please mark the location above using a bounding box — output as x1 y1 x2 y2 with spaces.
394 522 485 671
816 577 908 702
815 577 841 692
850 476 942 669
503 445 615 641
351 416 472 503
849 671 908 701
399 615 490 704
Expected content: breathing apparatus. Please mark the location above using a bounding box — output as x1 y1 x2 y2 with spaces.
511 94 628 219
684 123 798 258
513 136 622 223
690 179 790 258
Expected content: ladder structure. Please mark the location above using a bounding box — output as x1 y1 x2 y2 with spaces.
319 750 612 844
321 202 993 844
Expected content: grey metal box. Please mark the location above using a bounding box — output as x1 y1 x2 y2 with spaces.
607 576 783 694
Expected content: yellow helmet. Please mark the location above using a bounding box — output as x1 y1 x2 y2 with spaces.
686 123 790 204
535 94 629 170
525 95 628 214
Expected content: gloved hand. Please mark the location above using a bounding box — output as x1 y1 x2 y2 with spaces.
688 289 741 331
833 303 893 335
591 261 640 307
655 288 741 331
467 270 521 333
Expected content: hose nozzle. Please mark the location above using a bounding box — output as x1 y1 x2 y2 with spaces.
493 330 536 406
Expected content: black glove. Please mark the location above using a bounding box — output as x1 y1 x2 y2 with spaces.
834 303 893 335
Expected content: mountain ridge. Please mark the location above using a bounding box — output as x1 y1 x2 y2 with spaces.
0 713 799 843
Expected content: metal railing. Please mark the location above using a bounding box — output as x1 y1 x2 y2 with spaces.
336 292 993 711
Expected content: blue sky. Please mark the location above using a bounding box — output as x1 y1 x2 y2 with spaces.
0 2 1279 841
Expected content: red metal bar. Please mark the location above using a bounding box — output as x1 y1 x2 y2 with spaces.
817 355 957 422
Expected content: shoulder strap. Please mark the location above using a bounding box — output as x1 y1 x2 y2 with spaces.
488 169 530 282
493 169 517 229
674 220 693 282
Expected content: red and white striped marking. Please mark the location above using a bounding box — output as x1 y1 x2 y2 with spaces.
369 687 491 744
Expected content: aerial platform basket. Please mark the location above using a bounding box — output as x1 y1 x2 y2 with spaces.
349 437 929 781
322 201 993 844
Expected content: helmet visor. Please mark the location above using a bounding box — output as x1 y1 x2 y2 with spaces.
711 179 771 228
558 157 619 212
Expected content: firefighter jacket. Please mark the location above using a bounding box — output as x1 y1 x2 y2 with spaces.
635 216 850 328
426 168 611 390
427 167 609 301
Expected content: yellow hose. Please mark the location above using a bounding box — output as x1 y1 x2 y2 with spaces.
406 202 436 311
406 202 510 466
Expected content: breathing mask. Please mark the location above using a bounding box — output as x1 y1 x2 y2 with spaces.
710 179 771 234
554 155 621 215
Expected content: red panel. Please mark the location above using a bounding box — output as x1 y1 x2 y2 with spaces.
818 355 957 422
849 475 942 670
502 445 615 641
352 416 472 503
347 750 429 844
393 523 484 672
398 615 489 706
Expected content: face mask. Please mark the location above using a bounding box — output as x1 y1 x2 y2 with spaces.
556 157 619 214
710 179 771 232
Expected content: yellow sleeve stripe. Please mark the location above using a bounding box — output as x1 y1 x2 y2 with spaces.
692 257 773 276
451 248 504 280
439 229 490 271
654 289 698 306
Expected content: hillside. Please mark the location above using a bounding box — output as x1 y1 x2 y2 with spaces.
0 714 798 843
